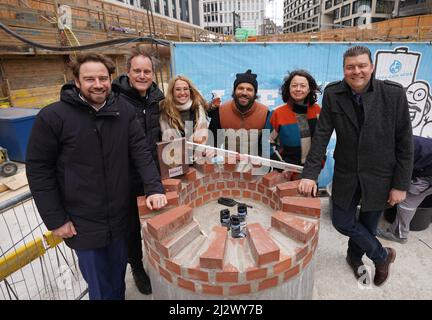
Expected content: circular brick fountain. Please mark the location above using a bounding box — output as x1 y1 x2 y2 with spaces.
137 160 321 299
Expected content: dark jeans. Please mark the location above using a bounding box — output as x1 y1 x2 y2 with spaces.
331 186 387 264
75 236 128 300
128 192 144 269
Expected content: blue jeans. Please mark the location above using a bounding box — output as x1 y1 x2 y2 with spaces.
75 236 128 300
331 186 387 264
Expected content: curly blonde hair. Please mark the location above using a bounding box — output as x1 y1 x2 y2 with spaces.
160 75 208 132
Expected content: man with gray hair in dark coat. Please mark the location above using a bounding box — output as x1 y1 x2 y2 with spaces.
298 46 413 287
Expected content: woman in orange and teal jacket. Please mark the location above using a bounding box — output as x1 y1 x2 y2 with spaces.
268 70 322 177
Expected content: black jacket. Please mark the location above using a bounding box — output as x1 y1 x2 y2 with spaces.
26 83 164 250
303 79 413 211
112 75 164 163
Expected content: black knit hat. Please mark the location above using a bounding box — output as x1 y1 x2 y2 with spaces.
233 69 258 93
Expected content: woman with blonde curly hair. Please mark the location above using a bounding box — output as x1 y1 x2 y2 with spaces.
159 75 209 144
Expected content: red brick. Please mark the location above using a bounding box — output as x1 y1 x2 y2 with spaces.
302 251 313 268
276 180 300 197
238 181 246 189
222 190 231 197
266 189 273 198
273 256 292 275
155 220 201 258
246 223 280 266
246 267 268 281
215 264 239 283
194 197 203 207
295 246 309 262
247 182 257 191
232 172 241 180
187 268 209 281
284 265 300 281
227 181 236 188
166 191 180 206
232 190 241 197
137 196 152 216
216 181 225 189
164 259 181 275
253 193 261 201
200 226 228 269
222 172 232 180
211 191 221 199
262 171 286 187
198 186 206 195
149 247 160 263
243 190 251 198
177 277 195 292
229 284 251 295
194 179 201 188
262 197 269 205
184 168 197 182
148 255 157 270
202 284 223 295
258 276 278 291
147 205 193 240
203 193 211 202
271 211 315 243
242 171 253 181
281 197 321 218
207 183 215 192
159 266 172 283
257 183 266 193
211 172 221 180
162 179 182 193
194 162 214 174
224 163 237 172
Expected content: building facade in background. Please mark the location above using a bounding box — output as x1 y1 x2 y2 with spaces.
202 0 266 35
261 17 278 34
283 0 321 33
396 0 432 17
282 0 407 33
113 0 204 26
321 0 394 30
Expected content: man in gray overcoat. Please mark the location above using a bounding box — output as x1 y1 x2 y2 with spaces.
298 46 413 286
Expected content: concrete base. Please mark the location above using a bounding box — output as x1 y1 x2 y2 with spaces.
147 257 315 300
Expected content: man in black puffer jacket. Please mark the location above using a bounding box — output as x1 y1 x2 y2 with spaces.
112 47 164 295
26 53 167 300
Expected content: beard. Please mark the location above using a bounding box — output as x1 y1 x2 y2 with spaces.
233 94 255 113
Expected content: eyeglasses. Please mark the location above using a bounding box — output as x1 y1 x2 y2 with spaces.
174 87 190 92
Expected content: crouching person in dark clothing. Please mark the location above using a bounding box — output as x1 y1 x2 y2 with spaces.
26 53 167 300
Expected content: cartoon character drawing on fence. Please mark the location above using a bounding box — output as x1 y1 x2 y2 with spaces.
406 81 432 137
374 47 432 137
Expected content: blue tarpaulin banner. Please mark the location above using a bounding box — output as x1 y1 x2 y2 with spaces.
172 42 432 186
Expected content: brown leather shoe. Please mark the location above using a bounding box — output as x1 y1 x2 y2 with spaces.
374 247 396 286
346 255 366 280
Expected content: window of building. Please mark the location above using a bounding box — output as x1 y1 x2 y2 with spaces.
334 0 342 5
325 0 332 9
342 19 352 26
333 8 340 19
375 0 394 14
341 4 350 17
163 0 168 16
352 0 372 14
314 6 319 14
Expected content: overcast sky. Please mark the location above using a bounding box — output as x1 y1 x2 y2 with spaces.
265 0 283 26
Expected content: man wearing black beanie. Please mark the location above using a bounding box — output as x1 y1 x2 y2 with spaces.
208 69 270 167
